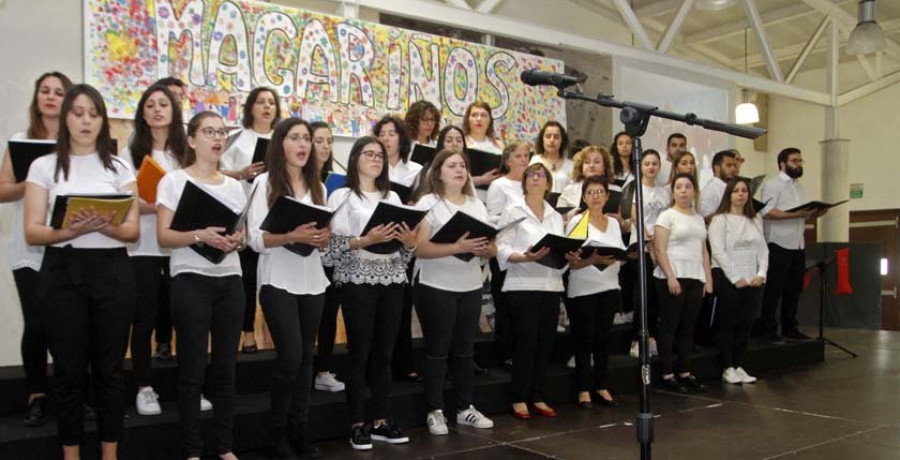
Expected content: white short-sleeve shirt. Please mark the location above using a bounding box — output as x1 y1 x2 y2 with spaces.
221 128 272 196
5 132 43 270
414 193 488 292
653 208 707 282
121 147 182 257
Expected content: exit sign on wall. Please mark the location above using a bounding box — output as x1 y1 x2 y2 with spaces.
850 183 863 199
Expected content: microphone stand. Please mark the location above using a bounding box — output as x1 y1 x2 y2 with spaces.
554 87 766 460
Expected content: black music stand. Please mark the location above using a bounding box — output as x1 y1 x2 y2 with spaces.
806 255 858 358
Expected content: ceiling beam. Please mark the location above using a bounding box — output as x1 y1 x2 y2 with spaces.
786 15 830 84
475 0 503 14
610 0 656 51
739 0 784 82
444 0 471 10
657 0 695 53
801 0 900 62
635 0 683 18
838 67 900 105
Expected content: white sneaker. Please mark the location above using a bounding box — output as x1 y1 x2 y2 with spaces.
200 394 213 412
567 355 576 368
427 410 449 435
457 405 493 429
649 339 659 357
722 367 742 385
315 372 346 392
735 367 757 384
629 342 639 358
136 387 161 416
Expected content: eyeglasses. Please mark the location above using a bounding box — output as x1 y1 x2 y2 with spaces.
421 117 436 123
361 150 386 162
199 128 229 139
286 133 311 143
526 172 548 180
584 189 607 197
788 159 804 165
583 160 604 166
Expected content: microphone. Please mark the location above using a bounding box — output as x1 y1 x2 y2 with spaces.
520 69 585 88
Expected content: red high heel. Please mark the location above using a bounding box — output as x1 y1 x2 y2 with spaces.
512 406 531 419
532 404 557 417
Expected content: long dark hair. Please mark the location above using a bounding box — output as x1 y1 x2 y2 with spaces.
712 177 756 219
405 100 441 143
345 136 390 199
266 118 324 208
535 120 569 156
129 84 187 168
611 131 632 176
311 121 334 181
670 172 699 208
184 111 224 167
436 125 466 152
423 149 474 200
55 84 119 182
373 115 411 163
28 72 73 140
462 101 495 139
242 87 281 130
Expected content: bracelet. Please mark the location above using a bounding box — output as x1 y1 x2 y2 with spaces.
404 244 417 252
193 232 201 244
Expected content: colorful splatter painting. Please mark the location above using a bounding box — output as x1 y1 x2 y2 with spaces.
84 0 565 140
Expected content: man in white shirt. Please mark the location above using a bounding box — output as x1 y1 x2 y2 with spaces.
658 133 687 186
699 150 738 218
758 148 824 341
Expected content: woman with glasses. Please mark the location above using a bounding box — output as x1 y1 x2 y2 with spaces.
557 145 617 210
405 101 440 149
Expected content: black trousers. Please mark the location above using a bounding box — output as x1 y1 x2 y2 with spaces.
340 282 404 425
259 285 325 428
760 244 805 335
38 247 135 446
315 266 340 373
130 256 171 387
172 274 243 458
415 283 481 412
13 267 48 395
508 291 560 403
489 258 514 362
239 248 259 333
656 278 704 376
392 262 417 377
631 251 659 338
568 290 619 392
714 269 763 369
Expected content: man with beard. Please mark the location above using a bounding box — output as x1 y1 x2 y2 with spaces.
758 148 824 341
700 150 738 218
658 133 687 186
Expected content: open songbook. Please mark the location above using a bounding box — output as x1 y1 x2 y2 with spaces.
530 234 585 270
430 212 525 262
170 181 255 264
360 202 428 254
260 197 334 256
136 155 166 203
49 193 135 229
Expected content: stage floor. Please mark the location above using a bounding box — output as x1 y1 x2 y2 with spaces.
237 327 900 460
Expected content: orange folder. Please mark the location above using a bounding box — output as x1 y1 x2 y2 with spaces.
136 155 166 203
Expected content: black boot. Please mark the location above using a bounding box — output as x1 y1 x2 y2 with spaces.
269 426 297 459
289 420 321 459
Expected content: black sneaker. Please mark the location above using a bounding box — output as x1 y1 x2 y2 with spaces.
23 397 47 427
349 424 372 451
153 343 173 361
678 374 707 393
783 330 812 341
370 420 409 444
660 377 689 394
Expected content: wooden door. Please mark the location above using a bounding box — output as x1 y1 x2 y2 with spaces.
850 210 900 330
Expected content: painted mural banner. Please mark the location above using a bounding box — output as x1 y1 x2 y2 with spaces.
84 0 565 139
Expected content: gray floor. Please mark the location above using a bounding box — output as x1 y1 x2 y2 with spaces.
246 328 900 459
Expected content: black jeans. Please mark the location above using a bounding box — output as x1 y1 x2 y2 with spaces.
13 267 48 395
392 262 417 377
631 251 659 339
568 290 619 392
172 274 244 458
714 269 763 369
130 255 171 387
259 285 324 428
38 247 135 446
656 278 704 376
415 284 481 412
239 248 259 333
508 291 560 403
340 282 405 425
489 258 514 362
760 244 805 335
315 266 340 373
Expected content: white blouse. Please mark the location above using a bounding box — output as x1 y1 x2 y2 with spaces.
156 169 245 278
414 193 488 292
388 158 423 189
629 183 672 246
5 132 43 271
529 154 573 194
324 187 413 285
247 173 330 295
121 147 181 257
221 128 272 196
653 208 707 282
496 202 565 292
465 136 503 201
485 176 523 226
26 152 136 249
565 213 623 298
708 214 769 285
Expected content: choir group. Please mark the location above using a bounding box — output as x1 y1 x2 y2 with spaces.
1 72 824 460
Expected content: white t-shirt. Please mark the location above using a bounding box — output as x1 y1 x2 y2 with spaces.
247 173 329 295
485 176 523 226
529 154 574 194
221 128 272 196
653 208 707 282
414 193 488 292
121 147 181 257
5 132 43 270
496 202 565 292
565 213 623 298
629 183 672 245
328 187 403 259
156 169 245 277
26 152 135 249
